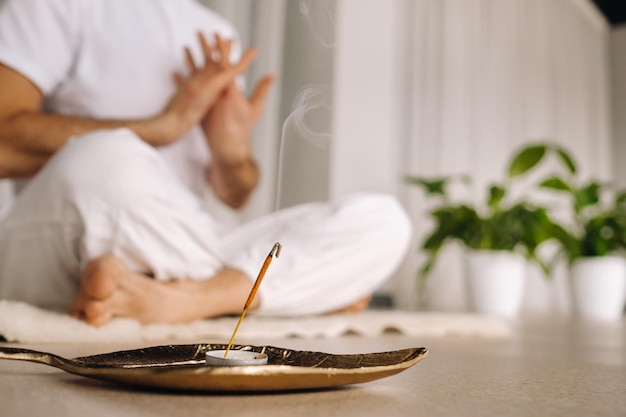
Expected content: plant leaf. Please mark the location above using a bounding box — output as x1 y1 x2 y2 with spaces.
507 145 547 178
487 185 506 212
539 176 571 191
405 176 448 196
554 146 577 175
574 182 601 214
546 222 580 263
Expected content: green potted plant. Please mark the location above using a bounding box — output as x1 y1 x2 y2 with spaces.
537 151 626 321
406 144 566 318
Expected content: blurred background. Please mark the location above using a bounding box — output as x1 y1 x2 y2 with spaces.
1 0 624 317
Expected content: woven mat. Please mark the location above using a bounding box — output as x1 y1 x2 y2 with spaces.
0 300 513 343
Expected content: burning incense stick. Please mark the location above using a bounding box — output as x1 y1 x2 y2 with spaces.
224 242 282 358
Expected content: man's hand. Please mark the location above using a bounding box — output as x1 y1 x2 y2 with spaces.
200 34 274 165
180 33 274 209
151 35 259 147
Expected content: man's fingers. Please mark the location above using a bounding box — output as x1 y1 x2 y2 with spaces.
250 75 275 115
184 47 197 73
172 72 184 86
214 33 233 68
232 47 257 74
198 32 213 64
221 40 232 67
207 47 257 88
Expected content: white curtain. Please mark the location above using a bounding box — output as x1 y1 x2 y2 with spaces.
611 25 626 190
396 0 611 315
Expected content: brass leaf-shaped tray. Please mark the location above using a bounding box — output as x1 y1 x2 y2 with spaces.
0 344 428 392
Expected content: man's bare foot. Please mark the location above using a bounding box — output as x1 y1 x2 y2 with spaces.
68 255 126 326
333 295 373 314
68 254 256 326
69 254 373 326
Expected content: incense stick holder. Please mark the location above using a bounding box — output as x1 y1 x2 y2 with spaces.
205 350 268 366
0 344 428 392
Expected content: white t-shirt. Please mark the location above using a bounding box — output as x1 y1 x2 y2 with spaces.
0 0 240 197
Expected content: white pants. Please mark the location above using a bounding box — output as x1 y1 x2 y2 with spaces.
0 129 412 316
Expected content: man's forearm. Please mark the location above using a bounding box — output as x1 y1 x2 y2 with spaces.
0 111 170 178
207 156 259 209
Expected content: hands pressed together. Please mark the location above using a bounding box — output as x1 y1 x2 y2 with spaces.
154 32 273 207
157 33 272 154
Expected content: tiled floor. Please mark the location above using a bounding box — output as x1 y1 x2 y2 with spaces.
1 317 625 416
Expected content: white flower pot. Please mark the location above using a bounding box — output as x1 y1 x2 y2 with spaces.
570 256 626 321
465 250 526 318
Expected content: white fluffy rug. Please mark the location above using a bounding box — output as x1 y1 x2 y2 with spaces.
0 300 513 343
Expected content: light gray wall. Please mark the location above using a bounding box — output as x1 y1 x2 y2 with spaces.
276 0 334 208
611 25 626 188
0 181 12 208
0 0 9 210
0 1 12 207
